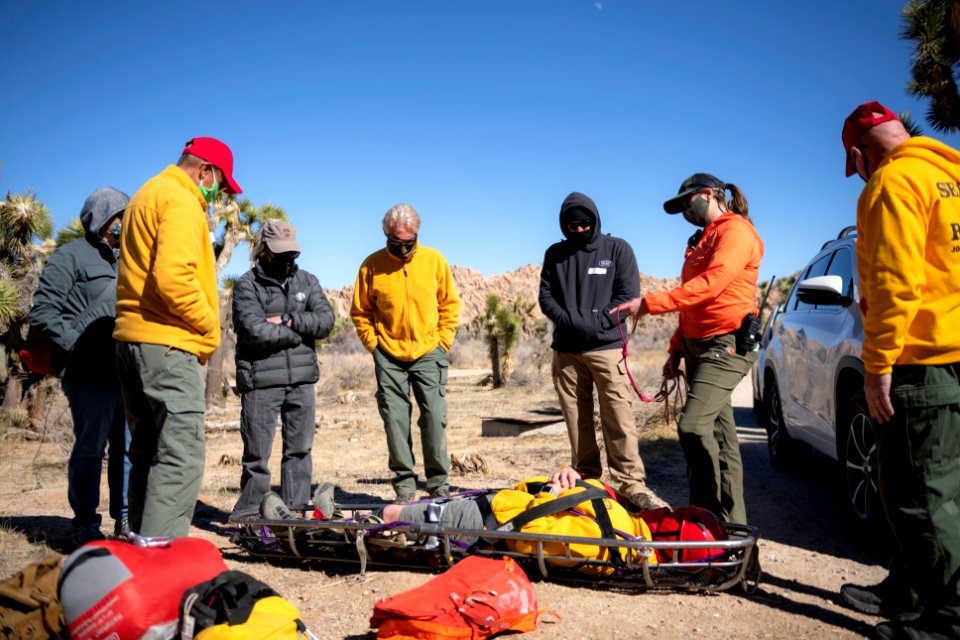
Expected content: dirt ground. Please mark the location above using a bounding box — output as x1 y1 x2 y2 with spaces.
0 366 889 640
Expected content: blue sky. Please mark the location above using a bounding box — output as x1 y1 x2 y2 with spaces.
2 0 955 290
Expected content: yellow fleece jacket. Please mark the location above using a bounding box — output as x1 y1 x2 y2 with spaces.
856 136 960 374
350 243 460 361
113 165 220 363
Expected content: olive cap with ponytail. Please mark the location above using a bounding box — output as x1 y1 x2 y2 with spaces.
663 173 726 214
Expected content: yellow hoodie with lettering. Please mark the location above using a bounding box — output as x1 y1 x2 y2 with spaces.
351 243 460 362
856 136 960 374
113 165 220 363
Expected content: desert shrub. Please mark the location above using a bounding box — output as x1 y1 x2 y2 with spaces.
445 334 489 369
317 352 375 395
318 316 366 354
508 338 551 387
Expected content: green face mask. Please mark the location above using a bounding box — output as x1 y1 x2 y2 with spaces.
682 195 711 228
198 167 219 203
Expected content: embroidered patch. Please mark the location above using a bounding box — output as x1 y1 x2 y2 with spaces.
599 259 613 268
295 292 307 302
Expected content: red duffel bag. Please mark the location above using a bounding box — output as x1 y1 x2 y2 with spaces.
58 537 228 640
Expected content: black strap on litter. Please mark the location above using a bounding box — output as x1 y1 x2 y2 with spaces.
497 481 609 532
500 480 624 566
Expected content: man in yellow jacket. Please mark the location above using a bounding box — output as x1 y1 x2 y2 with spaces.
839 101 960 640
114 137 242 538
351 203 460 503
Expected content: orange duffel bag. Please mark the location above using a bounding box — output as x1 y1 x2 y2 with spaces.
370 556 543 640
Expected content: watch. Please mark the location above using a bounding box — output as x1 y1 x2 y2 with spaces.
281 313 291 325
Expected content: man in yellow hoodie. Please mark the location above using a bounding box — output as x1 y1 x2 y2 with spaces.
839 101 960 640
114 137 242 538
351 203 460 503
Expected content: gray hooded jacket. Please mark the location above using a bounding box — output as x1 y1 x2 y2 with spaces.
29 187 128 383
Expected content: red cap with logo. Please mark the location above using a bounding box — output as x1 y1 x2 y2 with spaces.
182 137 243 194
841 101 899 177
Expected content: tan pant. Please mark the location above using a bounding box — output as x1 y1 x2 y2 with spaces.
552 348 645 494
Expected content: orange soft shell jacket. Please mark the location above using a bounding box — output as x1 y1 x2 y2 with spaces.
644 213 763 353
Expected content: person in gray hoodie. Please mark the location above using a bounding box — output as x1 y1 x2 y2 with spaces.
30 187 130 545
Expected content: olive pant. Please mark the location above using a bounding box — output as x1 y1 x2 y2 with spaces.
374 346 450 496
679 333 755 525
115 342 206 538
552 348 646 495
878 363 960 634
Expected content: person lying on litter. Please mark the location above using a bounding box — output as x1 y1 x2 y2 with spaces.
261 467 661 571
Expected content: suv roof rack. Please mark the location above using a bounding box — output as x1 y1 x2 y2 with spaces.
821 226 858 250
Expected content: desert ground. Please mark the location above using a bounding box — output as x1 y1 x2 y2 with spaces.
0 345 888 640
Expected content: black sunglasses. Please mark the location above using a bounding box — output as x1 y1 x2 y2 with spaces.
387 235 417 247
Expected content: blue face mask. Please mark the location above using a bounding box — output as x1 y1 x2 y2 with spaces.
198 166 219 203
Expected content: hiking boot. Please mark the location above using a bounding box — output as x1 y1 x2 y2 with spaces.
227 509 261 523
874 617 956 640
394 491 416 504
113 516 130 539
427 487 450 499
72 524 105 547
841 577 921 621
260 492 297 521
312 482 341 520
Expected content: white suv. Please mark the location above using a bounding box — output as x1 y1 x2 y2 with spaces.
750 227 879 522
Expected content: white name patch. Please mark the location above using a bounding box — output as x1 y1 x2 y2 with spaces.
588 268 608 275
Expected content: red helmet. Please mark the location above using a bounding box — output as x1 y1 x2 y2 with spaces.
639 506 728 564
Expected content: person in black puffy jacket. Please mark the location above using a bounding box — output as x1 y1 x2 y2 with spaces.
229 220 335 519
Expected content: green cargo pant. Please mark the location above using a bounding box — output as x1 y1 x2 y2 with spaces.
679 332 755 525
878 363 960 634
115 342 206 538
373 345 450 496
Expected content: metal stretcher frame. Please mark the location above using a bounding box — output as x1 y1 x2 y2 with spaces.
229 504 762 594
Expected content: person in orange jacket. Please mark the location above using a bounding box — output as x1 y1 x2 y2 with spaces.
613 174 763 524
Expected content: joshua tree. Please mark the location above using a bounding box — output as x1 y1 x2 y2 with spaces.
55 218 85 248
476 293 522 388
0 191 54 413
901 0 960 132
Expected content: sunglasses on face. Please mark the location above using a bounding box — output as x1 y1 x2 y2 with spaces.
273 251 300 262
566 220 591 232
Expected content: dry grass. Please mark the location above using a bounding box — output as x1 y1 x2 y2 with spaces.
0 520 56 579
316 352 375 395
445 335 488 369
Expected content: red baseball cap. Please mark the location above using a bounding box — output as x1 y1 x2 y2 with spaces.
182 137 243 194
841 101 899 177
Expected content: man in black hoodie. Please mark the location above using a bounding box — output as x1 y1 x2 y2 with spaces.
539 192 652 509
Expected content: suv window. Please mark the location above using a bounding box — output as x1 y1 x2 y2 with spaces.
793 251 832 312
824 247 854 299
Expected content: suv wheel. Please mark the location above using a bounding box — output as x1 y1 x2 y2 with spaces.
765 382 800 469
839 393 881 522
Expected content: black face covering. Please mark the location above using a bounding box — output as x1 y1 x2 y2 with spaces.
387 235 417 259
260 253 299 280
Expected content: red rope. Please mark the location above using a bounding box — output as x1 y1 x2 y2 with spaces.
616 307 689 424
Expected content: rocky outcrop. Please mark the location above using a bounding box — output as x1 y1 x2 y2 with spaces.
322 263 681 345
